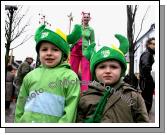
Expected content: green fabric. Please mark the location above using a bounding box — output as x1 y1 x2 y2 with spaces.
35 25 70 56
83 42 96 60
34 24 82 56
84 88 111 123
15 62 80 123
81 25 95 53
115 34 129 54
90 34 129 79
90 46 127 79
67 24 82 45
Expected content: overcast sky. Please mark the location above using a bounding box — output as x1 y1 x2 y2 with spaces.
2 1 158 62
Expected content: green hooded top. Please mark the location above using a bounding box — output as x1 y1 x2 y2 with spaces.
15 62 80 123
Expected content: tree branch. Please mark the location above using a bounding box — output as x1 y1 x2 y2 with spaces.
5 26 9 40
10 35 33 50
11 25 27 42
134 6 150 44
12 15 25 34
11 7 30 42
132 5 138 22
134 44 140 53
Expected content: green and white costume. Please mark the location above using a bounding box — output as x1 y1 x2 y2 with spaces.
15 24 81 123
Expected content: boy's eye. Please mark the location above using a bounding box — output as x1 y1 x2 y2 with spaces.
53 48 59 51
110 65 119 69
40 48 59 51
41 48 48 51
99 65 105 69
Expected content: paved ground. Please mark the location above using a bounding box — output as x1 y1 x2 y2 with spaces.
5 100 16 123
5 97 155 123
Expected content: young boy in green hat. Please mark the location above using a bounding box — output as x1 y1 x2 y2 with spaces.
77 34 149 123
15 24 81 123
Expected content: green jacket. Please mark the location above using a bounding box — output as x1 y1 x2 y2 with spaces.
81 25 95 53
77 80 149 123
15 63 80 123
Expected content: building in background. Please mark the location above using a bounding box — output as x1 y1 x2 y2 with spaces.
134 23 155 78
124 24 155 79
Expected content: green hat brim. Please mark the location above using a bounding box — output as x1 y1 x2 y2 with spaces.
90 47 127 79
35 26 70 56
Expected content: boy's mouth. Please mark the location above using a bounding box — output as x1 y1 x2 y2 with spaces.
45 58 54 62
103 76 112 79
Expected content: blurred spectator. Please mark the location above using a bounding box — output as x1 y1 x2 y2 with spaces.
5 65 15 109
14 57 33 97
139 37 155 114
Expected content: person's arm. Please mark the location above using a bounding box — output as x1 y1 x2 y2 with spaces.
131 92 149 122
140 52 152 78
14 77 29 122
76 95 91 123
58 77 80 123
13 76 19 90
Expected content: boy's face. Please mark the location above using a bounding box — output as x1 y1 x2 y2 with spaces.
39 42 62 68
95 60 122 86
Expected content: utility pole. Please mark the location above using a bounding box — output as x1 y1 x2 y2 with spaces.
5 5 18 75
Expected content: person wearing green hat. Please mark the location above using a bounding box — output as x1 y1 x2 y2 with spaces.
15 24 81 123
77 34 149 123
69 12 95 92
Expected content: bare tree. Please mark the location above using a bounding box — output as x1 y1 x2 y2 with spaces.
126 5 150 87
5 5 31 74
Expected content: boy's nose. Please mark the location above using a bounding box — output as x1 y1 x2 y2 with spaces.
105 67 111 73
46 50 52 55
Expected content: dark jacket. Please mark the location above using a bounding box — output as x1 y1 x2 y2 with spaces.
77 80 149 123
139 48 155 91
139 48 154 78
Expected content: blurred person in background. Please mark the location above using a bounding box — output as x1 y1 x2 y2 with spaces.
14 57 33 97
139 37 155 114
5 65 15 109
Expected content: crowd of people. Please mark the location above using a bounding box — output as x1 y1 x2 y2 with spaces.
5 11 155 123
5 57 34 110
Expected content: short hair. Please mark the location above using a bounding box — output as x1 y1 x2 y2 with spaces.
146 37 155 48
7 65 13 71
26 57 33 61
